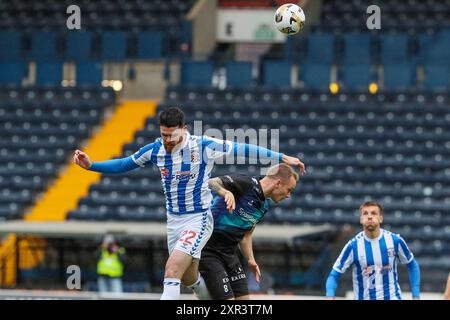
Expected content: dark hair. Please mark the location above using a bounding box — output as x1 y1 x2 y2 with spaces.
158 107 186 127
359 201 383 215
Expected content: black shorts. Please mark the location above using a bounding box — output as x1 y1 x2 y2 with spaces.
199 247 249 300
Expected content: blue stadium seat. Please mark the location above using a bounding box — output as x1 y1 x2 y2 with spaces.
101 31 128 60
302 63 331 90
423 64 450 91
0 60 27 85
341 63 372 90
343 33 371 64
76 61 103 85
424 41 450 65
383 63 416 90
419 30 450 65
35 60 63 85
307 33 334 64
180 61 214 87
380 33 408 63
263 60 292 88
225 61 253 88
31 31 57 59
137 32 163 59
65 32 92 61
0 31 22 58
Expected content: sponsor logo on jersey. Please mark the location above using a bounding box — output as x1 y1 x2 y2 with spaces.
161 168 170 177
363 265 391 277
237 208 258 224
160 169 196 180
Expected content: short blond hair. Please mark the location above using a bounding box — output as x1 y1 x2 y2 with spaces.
266 163 299 182
359 201 383 215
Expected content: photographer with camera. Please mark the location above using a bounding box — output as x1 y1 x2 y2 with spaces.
97 234 125 293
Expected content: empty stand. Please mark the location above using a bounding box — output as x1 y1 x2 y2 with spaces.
0 86 115 221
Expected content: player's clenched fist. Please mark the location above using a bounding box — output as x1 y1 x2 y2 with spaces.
73 149 92 169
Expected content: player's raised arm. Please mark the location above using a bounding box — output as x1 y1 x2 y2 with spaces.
201 137 305 175
73 149 140 174
208 177 235 213
232 142 306 175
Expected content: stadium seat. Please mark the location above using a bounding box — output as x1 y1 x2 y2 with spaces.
263 60 292 88
65 32 93 61
383 63 416 90
423 64 450 91
343 33 371 64
137 31 163 59
301 63 331 90
380 33 409 63
419 30 450 65
31 31 58 59
0 31 22 58
341 63 373 91
76 61 103 85
0 60 28 85
35 60 63 86
180 60 214 87
225 61 253 88
306 32 335 64
101 31 128 60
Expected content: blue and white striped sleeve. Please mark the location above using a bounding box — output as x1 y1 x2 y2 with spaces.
332 240 354 273
131 142 157 167
396 234 414 264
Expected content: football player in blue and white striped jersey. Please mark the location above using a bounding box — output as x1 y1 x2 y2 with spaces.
325 201 420 300
74 106 305 300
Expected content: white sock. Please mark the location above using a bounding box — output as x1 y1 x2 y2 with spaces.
187 273 211 300
160 278 181 300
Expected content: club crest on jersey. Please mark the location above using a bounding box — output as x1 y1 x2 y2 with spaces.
387 248 395 257
191 151 200 162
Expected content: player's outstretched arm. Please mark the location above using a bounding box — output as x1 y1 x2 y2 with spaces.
208 177 235 213
73 149 139 174
232 143 305 175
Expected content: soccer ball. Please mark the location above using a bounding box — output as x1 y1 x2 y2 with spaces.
274 3 305 35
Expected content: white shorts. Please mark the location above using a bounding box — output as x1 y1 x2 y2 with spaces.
167 210 214 259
